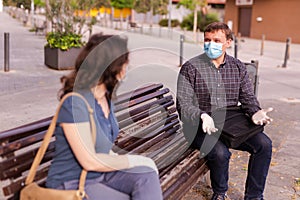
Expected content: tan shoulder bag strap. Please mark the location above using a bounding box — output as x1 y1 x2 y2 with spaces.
25 92 97 194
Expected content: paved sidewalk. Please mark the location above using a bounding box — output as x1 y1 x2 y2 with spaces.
0 11 65 130
0 10 299 200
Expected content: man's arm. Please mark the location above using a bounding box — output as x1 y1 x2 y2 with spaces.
176 62 204 126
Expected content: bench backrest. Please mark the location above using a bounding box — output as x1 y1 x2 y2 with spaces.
245 60 259 96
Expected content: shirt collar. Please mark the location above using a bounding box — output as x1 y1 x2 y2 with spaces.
219 54 227 68
201 53 228 69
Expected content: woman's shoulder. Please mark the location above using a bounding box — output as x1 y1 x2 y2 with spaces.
58 91 93 123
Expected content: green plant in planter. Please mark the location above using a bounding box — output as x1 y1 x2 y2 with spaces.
44 0 99 69
45 0 98 50
45 32 84 51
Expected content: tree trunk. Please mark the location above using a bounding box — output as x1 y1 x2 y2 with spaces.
45 0 51 33
150 5 153 28
131 8 135 22
104 10 108 27
110 7 114 29
120 9 123 30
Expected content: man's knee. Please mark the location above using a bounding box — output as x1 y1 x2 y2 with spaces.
257 133 272 154
206 141 231 163
249 132 272 157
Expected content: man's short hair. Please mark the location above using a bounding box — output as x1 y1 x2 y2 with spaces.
204 22 233 40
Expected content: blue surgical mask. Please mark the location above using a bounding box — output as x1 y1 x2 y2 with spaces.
204 42 223 59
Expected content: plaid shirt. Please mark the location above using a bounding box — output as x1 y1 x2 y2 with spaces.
176 53 260 126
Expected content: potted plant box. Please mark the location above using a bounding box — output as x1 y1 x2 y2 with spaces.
44 46 82 70
44 32 84 70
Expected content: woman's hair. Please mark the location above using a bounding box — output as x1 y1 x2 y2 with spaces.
59 33 129 99
204 22 233 40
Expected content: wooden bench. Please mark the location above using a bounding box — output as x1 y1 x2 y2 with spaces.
34 21 46 35
128 22 140 28
0 61 259 200
127 22 143 33
0 83 208 200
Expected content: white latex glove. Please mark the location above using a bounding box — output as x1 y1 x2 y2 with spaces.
252 107 274 125
201 113 218 135
127 155 158 174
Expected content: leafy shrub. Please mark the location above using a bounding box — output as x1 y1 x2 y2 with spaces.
180 12 220 31
159 19 180 27
45 32 84 51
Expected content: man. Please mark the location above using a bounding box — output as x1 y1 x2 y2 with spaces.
176 22 273 200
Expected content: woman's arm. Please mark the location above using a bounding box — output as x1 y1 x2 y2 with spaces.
62 123 158 173
62 122 130 172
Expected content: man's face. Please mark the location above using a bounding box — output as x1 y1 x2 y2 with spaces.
204 30 232 52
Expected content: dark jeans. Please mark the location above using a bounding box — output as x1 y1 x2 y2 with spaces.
192 131 272 200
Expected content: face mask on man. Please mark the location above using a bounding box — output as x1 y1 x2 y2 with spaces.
204 42 223 59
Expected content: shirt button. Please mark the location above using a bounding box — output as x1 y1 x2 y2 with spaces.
218 84 220 87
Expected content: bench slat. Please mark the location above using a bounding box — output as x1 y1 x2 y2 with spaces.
159 148 194 177
0 143 55 180
0 151 54 181
116 95 173 121
0 131 48 156
124 117 179 152
151 136 187 167
115 110 169 142
116 114 178 151
118 100 174 128
161 150 208 199
114 88 170 112
0 118 51 143
130 123 180 154
114 83 163 105
156 140 189 170
3 166 50 197
163 157 208 200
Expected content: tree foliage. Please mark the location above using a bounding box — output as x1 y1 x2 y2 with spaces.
44 0 98 50
180 11 219 31
4 0 45 9
152 0 168 15
94 0 111 8
177 0 196 11
178 0 208 38
134 0 151 14
46 0 97 34
178 0 207 10
5 0 31 9
111 0 134 9
133 0 168 15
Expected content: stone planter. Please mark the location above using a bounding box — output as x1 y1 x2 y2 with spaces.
44 46 82 70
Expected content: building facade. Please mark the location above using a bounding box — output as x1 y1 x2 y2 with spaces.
224 0 300 43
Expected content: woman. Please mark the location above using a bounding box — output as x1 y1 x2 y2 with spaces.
46 33 163 200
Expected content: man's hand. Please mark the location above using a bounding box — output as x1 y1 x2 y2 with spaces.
201 113 218 135
252 107 273 125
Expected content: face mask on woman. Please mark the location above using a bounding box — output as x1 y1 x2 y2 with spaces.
204 42 223 59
